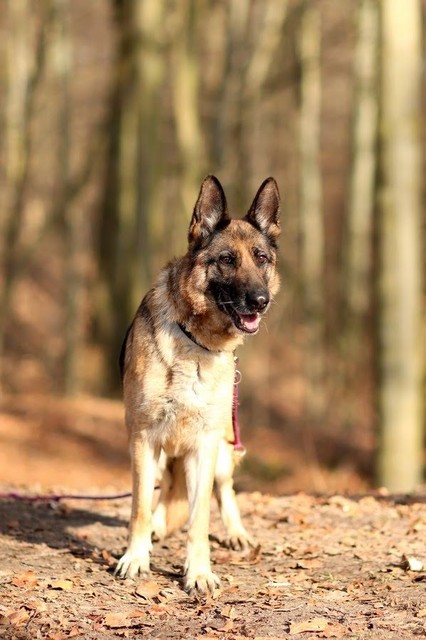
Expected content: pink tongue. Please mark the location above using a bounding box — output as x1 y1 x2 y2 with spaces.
240 313 261 332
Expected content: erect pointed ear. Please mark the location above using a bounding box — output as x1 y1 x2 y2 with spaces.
188 175 230 245
244 177 281 246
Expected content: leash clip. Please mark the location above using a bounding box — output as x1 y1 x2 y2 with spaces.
233 354 241 384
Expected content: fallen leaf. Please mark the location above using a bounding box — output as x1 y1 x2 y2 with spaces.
100 549 115 566
417 609 426 618
222 620 234 632
341 536 357 547
329 496 357 513
291 559 323 570
290 618 346 638
6 608 30 626
204 618 234 632
128 609 148 619
104 611 129 628
290 618 330 634
47 632 67 640
320 589 348 601
48 578 74 591
230 544 262 565
211 587 224 600
323 546 341 556
400 555 423 572
214 552 233 565
158 587 179 602
0 613 10 625
247 543 262 562
321 622 347 638
149 604 170 615
266 580 291 588
134 580 161 600
220 605 238 619
24 600 47 612
12 570 39 588
68 626 83 637
411 518 426 533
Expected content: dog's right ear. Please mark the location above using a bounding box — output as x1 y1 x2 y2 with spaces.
245 177 281 247
188 175 230 245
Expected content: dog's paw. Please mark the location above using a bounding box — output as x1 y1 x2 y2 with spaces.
223 529 254 551
114 551 150 580
184 570 221 596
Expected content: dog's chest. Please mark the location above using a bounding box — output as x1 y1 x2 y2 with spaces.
149 355 234 455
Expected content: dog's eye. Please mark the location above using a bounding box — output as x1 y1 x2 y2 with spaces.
219 254 234 266
256 253 268 265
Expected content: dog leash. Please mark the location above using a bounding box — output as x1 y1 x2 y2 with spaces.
232 356 246 455
0 491 132 502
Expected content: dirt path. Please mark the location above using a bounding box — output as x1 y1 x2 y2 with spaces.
1 489 425 639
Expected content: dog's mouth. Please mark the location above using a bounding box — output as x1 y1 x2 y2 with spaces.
210 284 266 335
218 303 262 334
231 310 261 334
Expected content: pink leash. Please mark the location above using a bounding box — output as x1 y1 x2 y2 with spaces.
232 356 246 453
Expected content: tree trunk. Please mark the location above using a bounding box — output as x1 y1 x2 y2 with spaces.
51 0 84 395
0 0 51 391
339 0 379 429
345 0 379 323
96 0 166 392
378 0 424 491
171 0 205 253
211 0 250 206
299 2 324 419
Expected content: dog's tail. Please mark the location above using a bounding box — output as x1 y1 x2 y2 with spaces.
152 457 189 538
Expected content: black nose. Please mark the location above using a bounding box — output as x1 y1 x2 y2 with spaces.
246 290 269 312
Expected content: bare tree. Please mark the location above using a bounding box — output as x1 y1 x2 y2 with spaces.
378 0 424 491
97 0 167 391
208 0 253 208
50 0 86 395
345 0 379 325
338 0 380 429
171 0 206 226
298 1 324 418
0 0 52 389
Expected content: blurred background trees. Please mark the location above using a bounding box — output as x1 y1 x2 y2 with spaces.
0 0 424 492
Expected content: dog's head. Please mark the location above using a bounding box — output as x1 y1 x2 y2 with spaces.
187 175 281 335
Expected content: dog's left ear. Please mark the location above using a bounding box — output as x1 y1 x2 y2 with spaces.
188 175 230 245
245 177 281 246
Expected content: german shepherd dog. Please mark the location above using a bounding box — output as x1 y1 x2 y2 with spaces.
115 175 281 595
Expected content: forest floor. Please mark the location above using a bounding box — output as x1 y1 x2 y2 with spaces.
1 394 425 639
1 488 426 639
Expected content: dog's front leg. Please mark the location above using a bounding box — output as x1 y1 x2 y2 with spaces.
115 429 159 579
214 440 253 550
183 432 220 595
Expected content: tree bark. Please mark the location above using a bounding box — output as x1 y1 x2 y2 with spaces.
299 2 324 419
171 0 205 235
378 0 424 491
96 0 166 392
51 0 85 395
0 0 51 390
345 0 379 322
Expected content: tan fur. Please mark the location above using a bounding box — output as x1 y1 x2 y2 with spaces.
115 176 281 595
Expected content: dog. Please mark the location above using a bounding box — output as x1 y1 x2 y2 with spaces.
115 175 281 595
